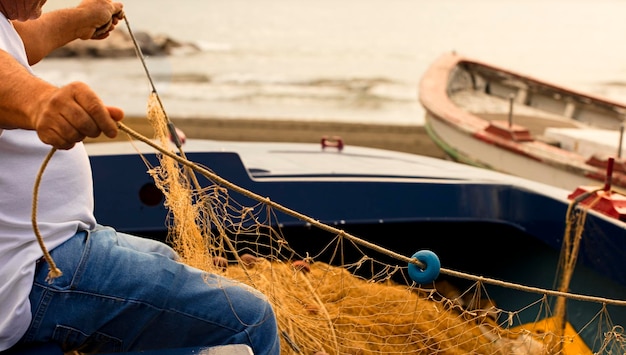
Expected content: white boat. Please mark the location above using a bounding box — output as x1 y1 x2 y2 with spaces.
419 51 626 194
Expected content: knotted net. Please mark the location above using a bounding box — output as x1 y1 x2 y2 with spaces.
114 92 626 354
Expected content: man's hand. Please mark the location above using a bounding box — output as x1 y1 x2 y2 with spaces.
91 9 125 40
33 82 124 150
75 0 124 40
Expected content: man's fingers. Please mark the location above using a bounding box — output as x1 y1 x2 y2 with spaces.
114 9 125 20
36 83 124 148
37 118 82 150
70 83 119 138
62 109 100 138
92 19 113 39
91 9 125 39
107 106 124 122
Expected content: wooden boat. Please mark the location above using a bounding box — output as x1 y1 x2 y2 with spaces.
81 138 626 354
419 51 626 195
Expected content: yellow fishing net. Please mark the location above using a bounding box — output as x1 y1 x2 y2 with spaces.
121 92 626 354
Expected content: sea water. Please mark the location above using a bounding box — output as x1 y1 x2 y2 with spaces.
34 0 626 125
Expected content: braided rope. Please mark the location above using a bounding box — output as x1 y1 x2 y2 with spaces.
31 147 63 282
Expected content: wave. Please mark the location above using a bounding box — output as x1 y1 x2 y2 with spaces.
155 73 417 106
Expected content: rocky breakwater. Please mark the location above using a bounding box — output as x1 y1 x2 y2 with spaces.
48 28 199 58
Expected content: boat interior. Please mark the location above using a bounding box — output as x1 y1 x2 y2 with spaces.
451 61 626 129
88 150 626 351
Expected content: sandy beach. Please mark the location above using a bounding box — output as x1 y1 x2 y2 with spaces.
87 116 447 159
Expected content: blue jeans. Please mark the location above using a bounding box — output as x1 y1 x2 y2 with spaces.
17 226 280 354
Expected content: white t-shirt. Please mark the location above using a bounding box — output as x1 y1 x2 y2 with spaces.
0 15 97 350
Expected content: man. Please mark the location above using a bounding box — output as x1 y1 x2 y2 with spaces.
0 0 280 353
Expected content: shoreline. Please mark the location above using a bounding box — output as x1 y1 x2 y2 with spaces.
86 116 447 159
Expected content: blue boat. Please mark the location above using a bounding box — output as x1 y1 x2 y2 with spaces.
82 138 626 354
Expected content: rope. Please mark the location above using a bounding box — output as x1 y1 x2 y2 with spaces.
550 191 599 351
31 120 626 307
31 148 63 282
116 121 626 308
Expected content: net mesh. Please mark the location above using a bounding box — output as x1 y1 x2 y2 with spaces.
137 92 626 354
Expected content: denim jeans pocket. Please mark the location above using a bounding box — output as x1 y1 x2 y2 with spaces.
38 231 91 291
52 325 122 353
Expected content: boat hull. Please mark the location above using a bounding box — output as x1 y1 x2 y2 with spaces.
425 111 601 188
419 51 626 193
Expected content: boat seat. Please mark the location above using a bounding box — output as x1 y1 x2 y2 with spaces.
1 344 253 355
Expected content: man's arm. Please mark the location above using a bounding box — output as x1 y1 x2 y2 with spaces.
12 0 123 65
0 49 123 149
0 49 55 130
